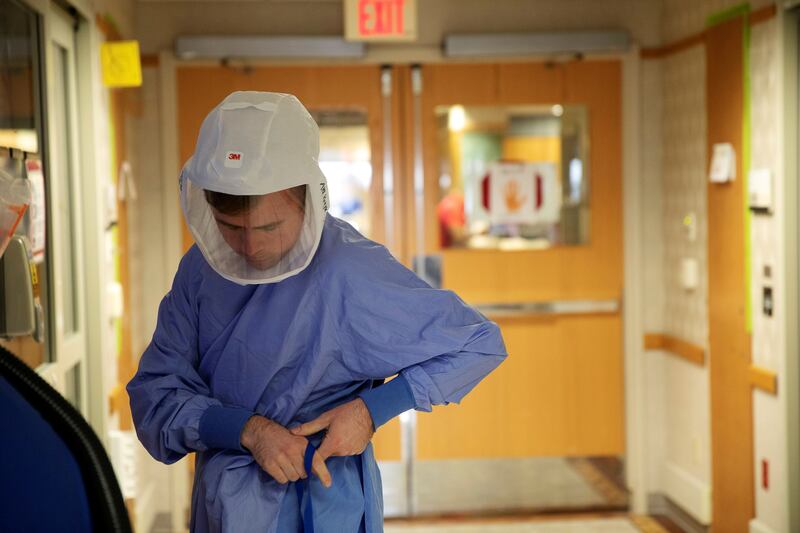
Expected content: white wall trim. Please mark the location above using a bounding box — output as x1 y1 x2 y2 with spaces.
75 8 112 442
663 461 712 525
622 46 647 514
157 50 191 532
158 51 183 289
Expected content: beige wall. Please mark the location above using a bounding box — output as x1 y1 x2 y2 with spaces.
662 0 774 42
89 0 136 37
653 44 713 524
135 0 663 55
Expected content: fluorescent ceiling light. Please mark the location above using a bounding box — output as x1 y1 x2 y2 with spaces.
444 31 630 57
175 36 366 59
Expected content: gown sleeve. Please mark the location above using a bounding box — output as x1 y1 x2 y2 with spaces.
127 251 253 464
329 242 508 427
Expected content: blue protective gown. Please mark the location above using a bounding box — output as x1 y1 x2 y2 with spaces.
127 215 507 533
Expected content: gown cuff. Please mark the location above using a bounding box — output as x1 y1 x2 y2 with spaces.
359 375 416 430
199 405 254 451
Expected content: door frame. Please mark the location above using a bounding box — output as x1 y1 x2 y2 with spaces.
621 47 648 515
20 0 114 438
42 2 90 416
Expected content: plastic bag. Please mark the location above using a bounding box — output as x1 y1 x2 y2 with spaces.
0 168 32 259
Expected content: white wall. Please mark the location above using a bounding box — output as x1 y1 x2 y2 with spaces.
639 7 719 520
749 17 788 533
640 57 667 494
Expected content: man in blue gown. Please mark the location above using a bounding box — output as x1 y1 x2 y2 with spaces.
127 91 507 533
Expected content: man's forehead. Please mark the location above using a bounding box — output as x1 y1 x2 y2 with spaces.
212 192 296 224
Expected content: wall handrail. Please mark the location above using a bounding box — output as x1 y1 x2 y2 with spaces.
644 333 705 366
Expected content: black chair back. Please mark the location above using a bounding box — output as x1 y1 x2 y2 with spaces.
0 345 132 533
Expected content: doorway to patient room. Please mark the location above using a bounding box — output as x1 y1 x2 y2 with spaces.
174 58 627 522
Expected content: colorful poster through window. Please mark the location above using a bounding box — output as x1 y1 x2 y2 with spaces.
487 162 560 226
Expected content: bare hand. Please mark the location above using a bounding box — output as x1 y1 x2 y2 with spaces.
290 399 374 461
241 415 332 487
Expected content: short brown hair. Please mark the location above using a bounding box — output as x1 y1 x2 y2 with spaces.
204 185 306 215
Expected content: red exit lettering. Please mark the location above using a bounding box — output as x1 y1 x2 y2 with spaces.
358 0 405 36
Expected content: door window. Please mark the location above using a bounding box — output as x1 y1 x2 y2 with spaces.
434 104 590 250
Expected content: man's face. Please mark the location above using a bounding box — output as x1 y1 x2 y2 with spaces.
211 190 305 270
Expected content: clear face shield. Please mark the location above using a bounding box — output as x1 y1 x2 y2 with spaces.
182 177 323 285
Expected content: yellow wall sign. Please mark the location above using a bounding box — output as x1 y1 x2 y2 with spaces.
344 0 417 42
100 41 142 88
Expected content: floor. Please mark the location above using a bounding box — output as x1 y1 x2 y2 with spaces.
383 456 629 518
385 514 673 533
157 512 682 533
155 457 687 532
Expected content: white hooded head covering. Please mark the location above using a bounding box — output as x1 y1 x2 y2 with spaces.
180 91 330 285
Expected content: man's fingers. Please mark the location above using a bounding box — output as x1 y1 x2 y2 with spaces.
291 415 330 436
291 451 307 479
278 457 301 482
320 430 349 459
266 462 289 484
311 452 332 488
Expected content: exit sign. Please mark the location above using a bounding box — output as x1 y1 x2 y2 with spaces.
344 0 417 42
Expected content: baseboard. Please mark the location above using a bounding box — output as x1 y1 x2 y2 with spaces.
662 462 712 524
648 493 708 533
750 518 780 533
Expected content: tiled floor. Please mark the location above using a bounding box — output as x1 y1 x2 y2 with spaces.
161 513 674 533
406 457 628 516
385 519 635 532
385 515 670 533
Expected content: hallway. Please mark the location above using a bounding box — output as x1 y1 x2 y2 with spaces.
1 1 799 532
